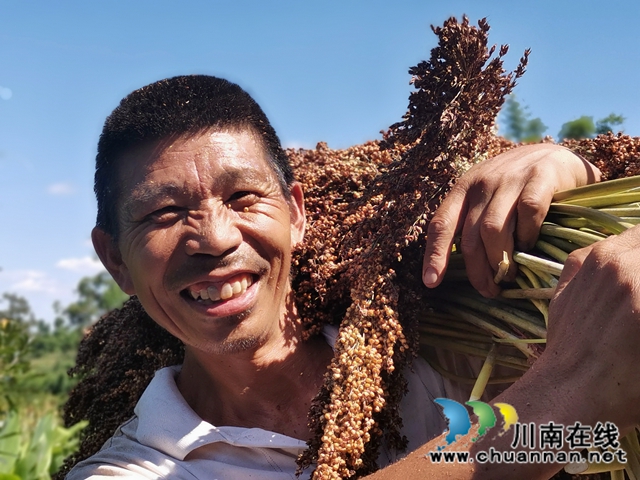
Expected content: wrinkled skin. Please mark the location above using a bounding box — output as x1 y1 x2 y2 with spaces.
92 128 333 441
422 143 601 297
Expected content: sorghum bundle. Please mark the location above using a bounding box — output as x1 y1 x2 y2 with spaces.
424 172 640 480
294 16 527 478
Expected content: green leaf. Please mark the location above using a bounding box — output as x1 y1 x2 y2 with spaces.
0 473 21 480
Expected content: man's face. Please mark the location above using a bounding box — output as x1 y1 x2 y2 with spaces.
93 129 305 355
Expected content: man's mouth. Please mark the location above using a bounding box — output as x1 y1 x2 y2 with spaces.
184 273 255 304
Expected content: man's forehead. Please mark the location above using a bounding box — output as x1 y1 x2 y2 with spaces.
122 128 265 162
116 129 279 204
119 128 269 175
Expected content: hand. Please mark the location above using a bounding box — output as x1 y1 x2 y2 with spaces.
539 225 640 432
422 144 601 297
370 229 640 480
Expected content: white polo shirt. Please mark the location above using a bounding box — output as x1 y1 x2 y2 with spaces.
66 327 449 479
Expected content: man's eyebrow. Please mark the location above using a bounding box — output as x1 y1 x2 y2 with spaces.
120 166 275 213
121 183 186 213
222 166 271 185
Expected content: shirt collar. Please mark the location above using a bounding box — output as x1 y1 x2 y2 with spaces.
134 365 307 460
134 326 340 460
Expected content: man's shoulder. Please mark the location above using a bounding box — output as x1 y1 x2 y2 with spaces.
65 366 185 479
65 417 177 479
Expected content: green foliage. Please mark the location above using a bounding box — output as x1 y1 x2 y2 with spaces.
23 349 79 397
0 292 81 403
0 294 35 325
0 294 85 480
502 95 626 142
596 113 625 135
28 322 81 359
558 115 596 140
0 318 32 412
0 271 127 405
500 95 547 143
558 113 625 140
58 271 128 327
0 410 86 479
0 283 95 479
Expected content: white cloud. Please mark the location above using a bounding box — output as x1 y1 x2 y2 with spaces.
0 86 12 100
2 269 60 294
47 182 75 195
56 256 105 274
0 269 77 324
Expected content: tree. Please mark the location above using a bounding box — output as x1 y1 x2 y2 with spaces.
17 271 128 397
500 95 547 143
58 271 129 327
0 292 37 324
558 116 596 140
596 113 625 135
0 295 33 411
558 113 625 140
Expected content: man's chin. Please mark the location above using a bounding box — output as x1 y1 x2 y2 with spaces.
212 335 263 355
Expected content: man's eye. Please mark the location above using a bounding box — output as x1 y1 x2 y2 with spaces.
227 191 259 207
147 206 183 223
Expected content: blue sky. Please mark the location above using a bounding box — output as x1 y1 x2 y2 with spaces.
1 0 639 323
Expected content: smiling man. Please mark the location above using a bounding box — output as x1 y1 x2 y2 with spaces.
65 75 640 480
103 130 305 355
95 127 334 437
73 76 343 475
67 75 455 478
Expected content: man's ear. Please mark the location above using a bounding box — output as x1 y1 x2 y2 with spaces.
288 182 306 247
91 227 135 295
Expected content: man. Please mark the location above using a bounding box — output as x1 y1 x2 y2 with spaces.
67 75 640 479
67 75 453 478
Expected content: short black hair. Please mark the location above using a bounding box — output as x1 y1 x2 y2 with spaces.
95 75 293 238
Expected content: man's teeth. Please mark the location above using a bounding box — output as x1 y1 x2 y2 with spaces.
189 275 253 302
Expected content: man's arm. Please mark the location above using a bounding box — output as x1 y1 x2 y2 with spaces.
374 225 640 479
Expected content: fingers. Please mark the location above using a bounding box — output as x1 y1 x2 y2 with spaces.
514 169 555 252
423 144 601 298
422 189 467 288
572 150 602 185
424 174 532 296
424 179 521 297
460 184 517 297
553 246 591 300
552 225 640 307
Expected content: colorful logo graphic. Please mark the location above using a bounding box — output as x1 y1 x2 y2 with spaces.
434 398 518 445
428 401 625 467
494 402 519 432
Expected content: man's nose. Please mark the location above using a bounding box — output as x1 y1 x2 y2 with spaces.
185 204 242 257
